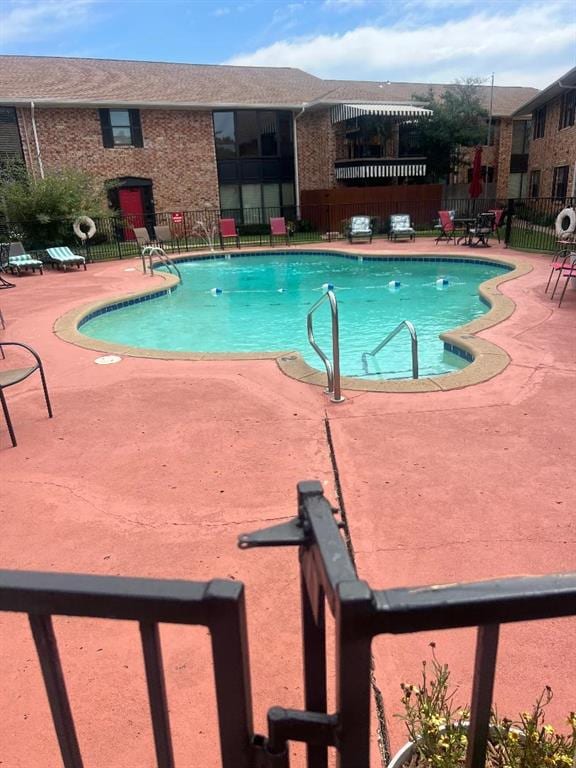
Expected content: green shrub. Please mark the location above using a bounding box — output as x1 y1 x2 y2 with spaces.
1 168 105 249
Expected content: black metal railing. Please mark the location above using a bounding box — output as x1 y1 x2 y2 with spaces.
1 481 575 768
0 196 572 264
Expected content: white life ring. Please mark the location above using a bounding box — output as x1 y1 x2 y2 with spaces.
555 207 576 239
73 216 96 241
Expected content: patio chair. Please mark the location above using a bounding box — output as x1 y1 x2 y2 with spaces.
270 217 290 246
388 214 415 241
545 250 575 296
133 227 152 249
435 210 458 244
153 226 175 249
7 243 44 275
0 243 16 288
219 218 240 249
46 246 87 270
467 212 495 247
0 341 53 448
347 216 373 243
487 209 505 243
555 259 576 307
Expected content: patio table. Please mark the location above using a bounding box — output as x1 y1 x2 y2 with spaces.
454 218 476 245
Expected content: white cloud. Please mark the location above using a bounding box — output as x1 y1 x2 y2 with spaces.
323 0 368 9
0 0 98 47
226 3 576 88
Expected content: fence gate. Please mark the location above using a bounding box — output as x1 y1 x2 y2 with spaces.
0 481 575 768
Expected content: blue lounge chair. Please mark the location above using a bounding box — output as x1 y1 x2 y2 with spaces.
46 246 87 270
7 243 43 275
347 216 373 243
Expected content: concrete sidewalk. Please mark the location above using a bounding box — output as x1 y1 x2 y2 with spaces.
0 244 574 766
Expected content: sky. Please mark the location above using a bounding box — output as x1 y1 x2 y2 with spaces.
1 0 575 88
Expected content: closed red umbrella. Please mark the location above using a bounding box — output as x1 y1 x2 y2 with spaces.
468 145 483 199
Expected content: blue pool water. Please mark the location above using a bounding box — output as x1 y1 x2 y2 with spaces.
81 252 510 379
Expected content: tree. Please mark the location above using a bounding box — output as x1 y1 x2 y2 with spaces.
413 78 489 183
0 167 105 248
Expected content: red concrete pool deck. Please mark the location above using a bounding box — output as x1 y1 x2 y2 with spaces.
0 241 575 767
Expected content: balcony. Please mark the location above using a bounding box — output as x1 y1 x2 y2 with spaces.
335 156 427 181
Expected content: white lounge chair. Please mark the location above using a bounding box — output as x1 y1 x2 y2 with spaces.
46 246 87 270
388 214 416 241
347 216 373 243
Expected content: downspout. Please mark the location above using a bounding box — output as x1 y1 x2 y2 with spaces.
30 101 45 179
293 103 307 216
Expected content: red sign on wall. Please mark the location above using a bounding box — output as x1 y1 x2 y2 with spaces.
172 212 184 224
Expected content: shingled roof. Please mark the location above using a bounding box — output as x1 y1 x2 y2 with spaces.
0 56 325 108
317 79 540 117
0 55 539 116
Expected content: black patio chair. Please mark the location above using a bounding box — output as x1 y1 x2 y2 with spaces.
0 342 53 448
468 212 496 247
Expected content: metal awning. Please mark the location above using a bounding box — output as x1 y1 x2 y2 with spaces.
335 161 427 180
331 103 432 124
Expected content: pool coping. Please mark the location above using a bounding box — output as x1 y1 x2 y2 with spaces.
53 248 532 393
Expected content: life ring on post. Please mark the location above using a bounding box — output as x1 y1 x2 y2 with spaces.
73 216 96 241
555 207 576 239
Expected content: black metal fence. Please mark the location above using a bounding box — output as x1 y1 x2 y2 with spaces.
1 197 572 264
1 481 575 768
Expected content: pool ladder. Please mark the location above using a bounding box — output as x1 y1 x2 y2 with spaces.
307 289 345 403
362 320 419 379
141 246 182 283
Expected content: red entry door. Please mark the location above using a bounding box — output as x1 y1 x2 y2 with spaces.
118 187 145 240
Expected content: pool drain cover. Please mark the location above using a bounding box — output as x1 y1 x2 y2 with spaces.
94 355 122 365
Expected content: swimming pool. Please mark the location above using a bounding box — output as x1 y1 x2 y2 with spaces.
80 252 511 380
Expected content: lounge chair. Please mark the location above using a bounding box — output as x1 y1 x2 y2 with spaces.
153 226 174 248
467 212 495 247
270 217 290 246
347 216 373 243
219 218 240 249
7 243 43 275
46 246 87 270
0 341 53 447
388 214 415 241
133 227 152 249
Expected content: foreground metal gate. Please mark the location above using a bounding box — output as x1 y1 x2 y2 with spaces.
1 481 575 768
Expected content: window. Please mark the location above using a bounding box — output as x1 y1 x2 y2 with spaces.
552 166 569 199
236 112 259 158
213 110 293 160
559 91 576 130
0 107 24 163
213 112 236 159
507 172 527 198
219 182 296 223
99 109 143 148
512 120 531 154
467 165 494 183
532 106 546 139
529 170 540 198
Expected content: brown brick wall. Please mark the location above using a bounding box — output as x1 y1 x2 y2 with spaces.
296 109 336 191
528 95 576 197
495 118 514 198
16 106 220 212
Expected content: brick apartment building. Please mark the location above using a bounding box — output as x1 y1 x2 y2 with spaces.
512 65 576 200
0 55 567 227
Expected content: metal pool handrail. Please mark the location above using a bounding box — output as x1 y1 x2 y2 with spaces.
306 289 344 403
141 246 182 283
362 319 419 379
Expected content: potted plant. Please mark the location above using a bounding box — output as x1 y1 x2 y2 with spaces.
388 644 576 768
